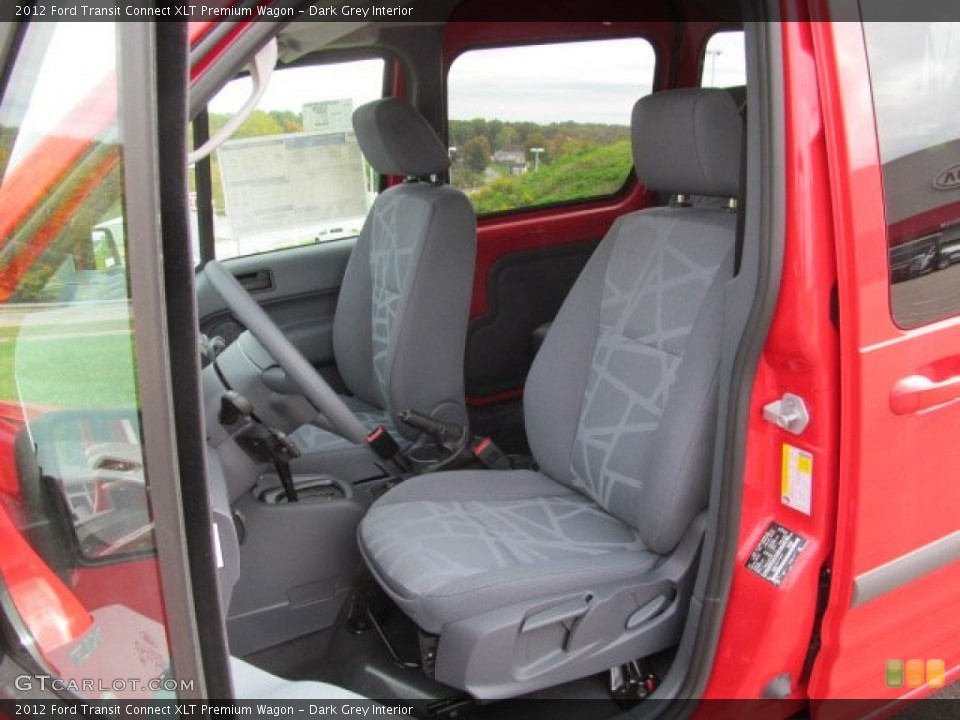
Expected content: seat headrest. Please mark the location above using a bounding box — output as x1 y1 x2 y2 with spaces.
632 88 742 198
352 98 450 178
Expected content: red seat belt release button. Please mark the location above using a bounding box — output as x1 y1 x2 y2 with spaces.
472 437 510 469
366 425 401 460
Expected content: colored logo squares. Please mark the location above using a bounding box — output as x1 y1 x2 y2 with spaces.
885 659 946 688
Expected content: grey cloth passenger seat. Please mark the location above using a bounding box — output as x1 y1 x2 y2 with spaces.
292 98 476 452
357 88 742 699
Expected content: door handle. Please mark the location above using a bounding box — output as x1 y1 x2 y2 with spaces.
234 269 274 293
890 374 960 415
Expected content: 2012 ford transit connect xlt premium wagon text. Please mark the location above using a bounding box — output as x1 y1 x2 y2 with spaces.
0 3 957 718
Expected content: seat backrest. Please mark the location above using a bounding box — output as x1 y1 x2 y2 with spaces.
524 88 742 554
333 98 476 437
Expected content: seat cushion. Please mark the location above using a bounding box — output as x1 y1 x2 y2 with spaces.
358 470 656 634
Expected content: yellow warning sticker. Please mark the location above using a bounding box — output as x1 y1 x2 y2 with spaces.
781 444 812 515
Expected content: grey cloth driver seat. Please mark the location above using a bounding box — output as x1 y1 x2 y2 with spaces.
292 98 476 453
358 88 742 699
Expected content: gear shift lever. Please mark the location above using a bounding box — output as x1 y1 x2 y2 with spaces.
219 391 302 502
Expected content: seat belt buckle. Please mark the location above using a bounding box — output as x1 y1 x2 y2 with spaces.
471 437 510 470
366 425 401 460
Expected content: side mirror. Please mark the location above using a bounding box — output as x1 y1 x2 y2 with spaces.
47 440 155 564
18 412 155 571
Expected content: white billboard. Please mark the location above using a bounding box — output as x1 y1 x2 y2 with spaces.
303 99 355 134
217 130 368 252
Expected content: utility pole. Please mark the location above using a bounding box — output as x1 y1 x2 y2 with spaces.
530 147 544 172
706 48 722 86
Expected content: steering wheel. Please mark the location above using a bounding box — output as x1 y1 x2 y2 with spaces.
203 260 368 445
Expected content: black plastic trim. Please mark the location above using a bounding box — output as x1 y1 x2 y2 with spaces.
156 21 234 700
193 108 216 264
465 239 600 397
671 12 788 707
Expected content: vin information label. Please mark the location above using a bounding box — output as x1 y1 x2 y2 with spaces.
745 522 808 587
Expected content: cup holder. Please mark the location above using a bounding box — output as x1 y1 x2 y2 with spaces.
257 474 348 504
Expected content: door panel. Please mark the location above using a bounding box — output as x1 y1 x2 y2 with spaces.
465 239 598 398
464 194 652 401
808 19 960 702
196 239 354 367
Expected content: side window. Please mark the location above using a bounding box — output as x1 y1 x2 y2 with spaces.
862 20 960 327
447 38 656 215
701 31 747 88
193 58 385 260
0 23 189 698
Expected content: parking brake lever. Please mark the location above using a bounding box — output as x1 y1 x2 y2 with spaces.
399 409 511 472
397 410 466 449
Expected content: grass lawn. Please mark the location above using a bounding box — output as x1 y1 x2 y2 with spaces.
471 140 634 215
0 327 16 402
0 308 138 410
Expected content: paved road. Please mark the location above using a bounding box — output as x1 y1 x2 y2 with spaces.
890 262 960 326
892 681 960 719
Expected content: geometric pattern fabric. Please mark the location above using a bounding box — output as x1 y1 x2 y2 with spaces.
569 212 730 527
369 192 418 405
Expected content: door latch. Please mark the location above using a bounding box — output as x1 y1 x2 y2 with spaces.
763 393 810 435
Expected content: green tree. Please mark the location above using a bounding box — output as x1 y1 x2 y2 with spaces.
268 110 304 134
450 165 482 190
463 135 492 173
0 124 17 179
496 124 518 148
524 131 547 152
233 110 285 139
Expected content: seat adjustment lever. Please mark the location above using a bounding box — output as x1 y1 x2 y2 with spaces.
521 595 591 634
625 594 670 630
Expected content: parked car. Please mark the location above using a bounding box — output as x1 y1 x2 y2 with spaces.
935 231 960 271
0 2 957 717
889 234 938 283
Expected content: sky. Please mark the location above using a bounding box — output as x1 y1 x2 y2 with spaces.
2 23 749 174
18 22 952 165
448 32 745 125
448 38 656 126
2 22 116 172
208 58 386 116
212 31 747 128
701 31 747 88
862 21 960 162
